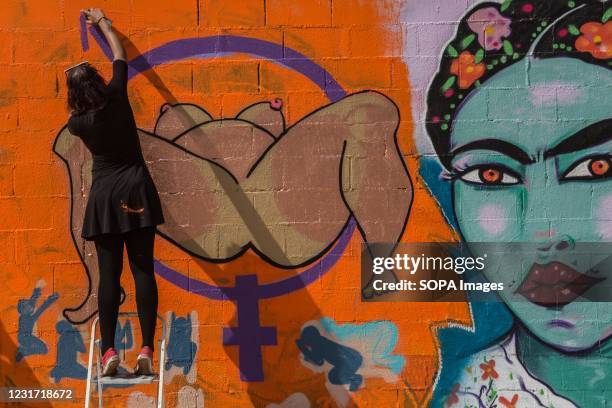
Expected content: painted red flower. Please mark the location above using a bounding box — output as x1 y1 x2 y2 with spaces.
446 384 460 406
575 21 612 60
479 359 499 380
499 394 519 408
450 51 485 89
522 3 534 14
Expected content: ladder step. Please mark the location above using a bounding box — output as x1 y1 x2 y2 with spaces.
93 374 159 385
86 313 167 407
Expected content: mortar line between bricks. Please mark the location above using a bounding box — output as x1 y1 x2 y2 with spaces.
281 31 285 59
257 62 261 93
196 0 200 26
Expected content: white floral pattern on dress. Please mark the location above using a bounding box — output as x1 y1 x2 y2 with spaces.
445 333 577 408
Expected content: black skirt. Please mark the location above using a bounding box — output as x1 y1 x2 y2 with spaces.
82 160 165 240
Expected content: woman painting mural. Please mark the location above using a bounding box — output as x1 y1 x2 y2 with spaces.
65 8 165 376
426 0 612 406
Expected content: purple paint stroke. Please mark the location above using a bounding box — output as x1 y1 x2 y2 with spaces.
81 24 346 102
88 25 113 60
126 36 346 102
222 275 277 381
153 260 230 300
154 218 356 301
79 13 89 52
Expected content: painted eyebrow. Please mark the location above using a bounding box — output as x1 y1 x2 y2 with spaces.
544 119 612 158
451 139 534 164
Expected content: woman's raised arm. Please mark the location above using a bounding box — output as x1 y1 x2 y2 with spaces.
81 8 126 62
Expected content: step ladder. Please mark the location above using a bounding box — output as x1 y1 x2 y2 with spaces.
84 312 167 408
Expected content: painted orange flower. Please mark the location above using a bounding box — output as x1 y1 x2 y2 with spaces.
575 21 612 60
499 394 519 408
450 51 485 89
479 359 498 380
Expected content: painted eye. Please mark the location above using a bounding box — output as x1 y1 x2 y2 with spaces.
460 166 520 185
563 156 612 180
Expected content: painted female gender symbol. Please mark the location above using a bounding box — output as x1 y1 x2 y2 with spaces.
82 15 355 381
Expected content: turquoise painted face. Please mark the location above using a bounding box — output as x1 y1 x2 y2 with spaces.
450 57 612 350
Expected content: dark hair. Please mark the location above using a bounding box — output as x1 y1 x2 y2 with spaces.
426 0 612 169
66 63 108 114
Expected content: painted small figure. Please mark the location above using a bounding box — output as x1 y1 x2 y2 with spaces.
296 326 363 392
16 287 59 362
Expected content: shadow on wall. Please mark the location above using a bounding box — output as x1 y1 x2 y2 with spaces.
1 319 53 408
52 30 412 326
52 28 413 406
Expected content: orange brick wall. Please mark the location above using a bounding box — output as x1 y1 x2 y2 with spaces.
0 1 467 407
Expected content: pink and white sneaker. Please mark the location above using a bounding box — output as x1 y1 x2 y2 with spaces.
101 347 120 377
134 346 154 375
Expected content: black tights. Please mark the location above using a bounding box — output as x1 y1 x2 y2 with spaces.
94 226 158 355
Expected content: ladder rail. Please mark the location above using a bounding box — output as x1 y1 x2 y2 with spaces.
157 326 166 408
84 316 99 408
95 340 103 408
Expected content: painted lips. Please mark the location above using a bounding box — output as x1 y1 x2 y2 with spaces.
516 261 605 308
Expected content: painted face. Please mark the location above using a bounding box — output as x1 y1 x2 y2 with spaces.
450 57 612 350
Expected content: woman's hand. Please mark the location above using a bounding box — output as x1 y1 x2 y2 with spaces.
81 8 125 61
81 8 106 25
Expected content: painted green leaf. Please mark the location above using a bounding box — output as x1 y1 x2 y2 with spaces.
503 40 514 56
461 34 476 49
447 45 459 58
474 49 485 64
441 76 456 92
568 24 580 35
603 7 612 23
501 0 513 12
